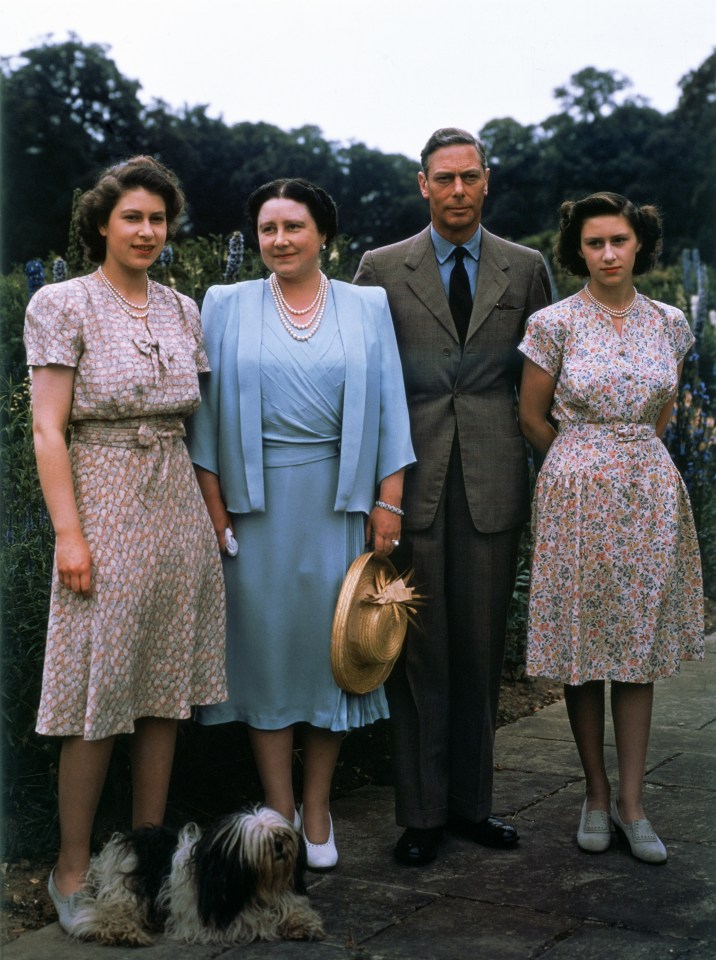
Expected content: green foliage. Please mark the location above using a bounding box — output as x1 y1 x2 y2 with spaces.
150 235 258 304
674 52 716 261
0 37 148 270
0 270 30 380
663 302 716 597
504 530 533 680
7 36 713 272
0 377 59 859
553 67 636 121
66 188 93 277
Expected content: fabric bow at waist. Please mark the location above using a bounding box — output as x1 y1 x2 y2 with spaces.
558 422 657 443
72 418 186 486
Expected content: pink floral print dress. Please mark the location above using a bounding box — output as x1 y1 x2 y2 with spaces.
24 274 227 740
518 292 704 685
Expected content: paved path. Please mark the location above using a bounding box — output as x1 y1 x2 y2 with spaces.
5 633 714 960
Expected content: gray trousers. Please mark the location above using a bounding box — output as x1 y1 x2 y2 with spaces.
386 439 521 828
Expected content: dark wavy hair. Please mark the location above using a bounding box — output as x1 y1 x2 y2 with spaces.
247 178 338 246
554 192 663 277
420 127 487 173
76 156 186 263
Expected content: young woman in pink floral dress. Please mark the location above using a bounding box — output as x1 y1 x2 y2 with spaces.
518 193 703 864
24 157 227 928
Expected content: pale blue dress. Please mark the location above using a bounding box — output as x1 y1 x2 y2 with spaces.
196 286 390 730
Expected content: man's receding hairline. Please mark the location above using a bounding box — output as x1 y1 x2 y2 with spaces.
425 145 486 176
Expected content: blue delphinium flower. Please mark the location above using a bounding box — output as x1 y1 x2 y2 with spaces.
682 249 698 296
25 259 46 296
158 245 174 267
224 231 244 282
52 257 68 283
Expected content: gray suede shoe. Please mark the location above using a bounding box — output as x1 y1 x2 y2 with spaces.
47 867 84 932
577 799 611 852
611 799 667 864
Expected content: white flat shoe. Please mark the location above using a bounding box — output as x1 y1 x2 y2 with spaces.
611 798 667 863
577 799 611 852
48 867 84 932
293 808 302 831
299 804 338 871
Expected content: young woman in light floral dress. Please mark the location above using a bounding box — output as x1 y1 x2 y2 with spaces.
518 193 703 864
24 157 227 928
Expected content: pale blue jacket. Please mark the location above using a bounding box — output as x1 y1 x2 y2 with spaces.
187 279 415 514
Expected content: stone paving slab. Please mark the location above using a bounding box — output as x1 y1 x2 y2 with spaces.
0 925 225 960
536 922 704 959
343 898 575 960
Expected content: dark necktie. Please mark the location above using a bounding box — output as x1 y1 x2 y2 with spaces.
449 246 472 344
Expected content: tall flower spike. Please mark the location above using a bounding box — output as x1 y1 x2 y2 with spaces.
25 259 46 296
52 258 68 283
224 231 244 282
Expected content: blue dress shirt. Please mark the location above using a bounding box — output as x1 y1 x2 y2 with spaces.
430 225 482 299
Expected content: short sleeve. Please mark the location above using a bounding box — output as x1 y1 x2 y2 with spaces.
518 305 566 378
667 306 695 363
23 281 86 368
173 289 210 373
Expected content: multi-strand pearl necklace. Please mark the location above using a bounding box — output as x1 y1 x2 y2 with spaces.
583 283 637 318
98 264 152 320
270 272 329 341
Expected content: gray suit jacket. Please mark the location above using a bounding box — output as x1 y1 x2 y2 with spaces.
355 225 551 532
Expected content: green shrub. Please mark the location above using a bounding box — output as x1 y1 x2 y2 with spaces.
0 377 59 858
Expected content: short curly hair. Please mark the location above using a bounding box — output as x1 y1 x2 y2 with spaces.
76 156 186 263
247 178 338 246
554 192 662 277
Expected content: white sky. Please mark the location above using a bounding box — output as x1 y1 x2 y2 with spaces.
1 0 714 160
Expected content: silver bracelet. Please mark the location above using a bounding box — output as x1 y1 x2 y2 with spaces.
374 499 404 517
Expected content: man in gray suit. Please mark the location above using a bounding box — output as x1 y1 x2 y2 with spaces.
354 128 550 865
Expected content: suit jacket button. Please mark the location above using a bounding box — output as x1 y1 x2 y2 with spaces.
454 390 462 398
442 348 450 356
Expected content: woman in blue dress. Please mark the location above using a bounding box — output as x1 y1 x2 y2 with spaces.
189 178 415 870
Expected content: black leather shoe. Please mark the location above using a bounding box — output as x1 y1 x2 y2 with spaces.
394 827 443 866
447 814 519 848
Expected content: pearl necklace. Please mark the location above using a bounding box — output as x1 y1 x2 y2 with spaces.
583 283 637 318
271 272 325 315
98 265 151 320
270 273 329 341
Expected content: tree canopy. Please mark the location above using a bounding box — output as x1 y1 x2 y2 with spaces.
2 39 715 270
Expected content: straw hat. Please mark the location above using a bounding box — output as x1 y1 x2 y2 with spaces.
331 552 419 695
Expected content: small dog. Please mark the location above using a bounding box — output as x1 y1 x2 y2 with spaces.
66 806 324 946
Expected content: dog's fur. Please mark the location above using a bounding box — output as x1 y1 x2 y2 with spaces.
66 807 324 946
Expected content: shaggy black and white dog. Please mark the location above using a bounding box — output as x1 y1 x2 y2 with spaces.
66 807 324 946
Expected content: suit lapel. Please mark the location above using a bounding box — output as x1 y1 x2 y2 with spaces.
405 228 458 341
467 229 509 342
404 227 511 345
